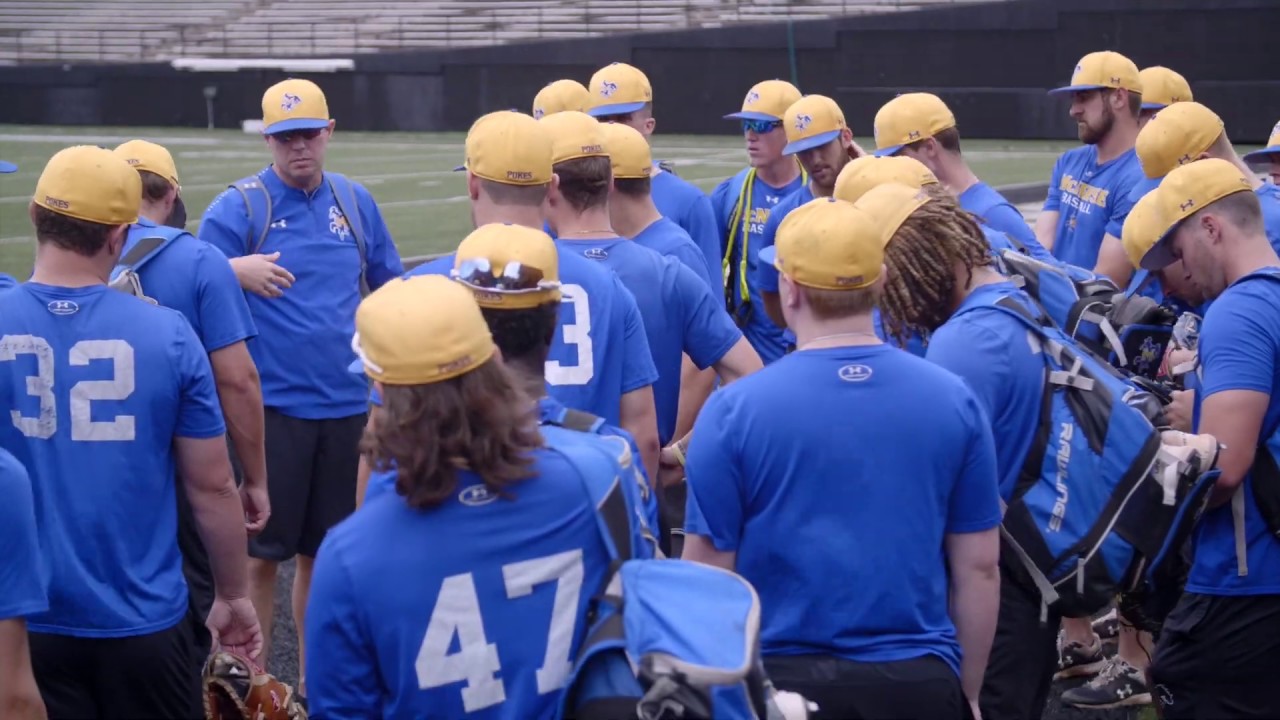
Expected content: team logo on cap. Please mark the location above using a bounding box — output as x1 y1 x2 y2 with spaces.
125 158 141 166
600 81 618 98
794 114 812 131
43 195 70 211
745 90 761 105
281 93 302 112
47 300 79 316
507 170 535 182
533 107 545 119
838 364 873 382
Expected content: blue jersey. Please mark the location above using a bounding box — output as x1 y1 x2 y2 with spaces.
198 167 404 420
306 445 641 719
959 181 1046 256
125 218 257 353
0 448 46 621
1043 146 1144 269
926 283 1044 501
632 217 716 289
0 273 16 291
1253 183 1280 255
746 185 814 364
563 238 742 445
0 284 225 637
683 344 1001 671
409 250 657 426
1186 270 1280 596
651 168 721 287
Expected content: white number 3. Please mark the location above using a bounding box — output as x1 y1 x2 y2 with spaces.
1 335 136 442
415 549 585 712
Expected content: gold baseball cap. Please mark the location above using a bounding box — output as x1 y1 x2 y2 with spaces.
783 95 848 155
873 93 957 157
459 111 553 186
600 121 651 179
1136 101 1224 180
34 145 141 226
452 223 563 309
724 79 802 122
1121 191 1166 270
1244 119 1280 164
262 78 331 135
850 182 933 249
759 197 882 291
1049 51 1143 96
586 62 653 117
834 155 939 205
1140 158 1254 270
113 139 180 188
350 275 497 385
533 79 590 119
1138 67 1192 110
540 111 607 165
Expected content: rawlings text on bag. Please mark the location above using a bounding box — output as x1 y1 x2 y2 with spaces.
107 225 186 303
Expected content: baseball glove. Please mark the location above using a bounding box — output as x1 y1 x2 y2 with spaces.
203 650 307 720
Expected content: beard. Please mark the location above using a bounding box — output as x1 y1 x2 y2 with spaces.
1078 105 1116 145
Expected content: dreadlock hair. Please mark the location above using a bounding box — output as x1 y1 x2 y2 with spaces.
880 193 994 343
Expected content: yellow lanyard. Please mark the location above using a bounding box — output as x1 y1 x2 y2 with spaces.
722 162 808 309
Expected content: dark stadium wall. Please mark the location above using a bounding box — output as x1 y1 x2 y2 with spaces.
0 0 1276 142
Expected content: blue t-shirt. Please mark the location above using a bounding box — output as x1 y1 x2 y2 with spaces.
125 218 257 353
926 283 1044 501
746 185 814 364
960 182 1047 257
683 344 1002 671
651 168 721 287
408 249 658 426
0 448 46 621
0 284 225 637
306 445 644 719
1186 270 1280 596
1043 146 1144 269
562 238 743 446
632 216 716 289
198 167 404 420
1252 183 1280 255
0 273 16 291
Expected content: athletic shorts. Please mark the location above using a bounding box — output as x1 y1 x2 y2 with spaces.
764 653 969 720
248 409 366 561
31 620 202 720
979 563 1061 720
1149 592 1280 719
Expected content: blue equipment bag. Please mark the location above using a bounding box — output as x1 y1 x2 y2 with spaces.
107 225 186 303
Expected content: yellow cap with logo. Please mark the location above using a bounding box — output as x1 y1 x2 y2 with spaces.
1121 191 1166 270
850 182 933 249
1136 101 1224 180
724 79 803 122
34 145 141 226
760 197 882 291
872 93 957 157
1049 51 1143 96
1138 67 1192 111
350 275 497 385
599 122 652 179
533 79 590 119
834 155 938 205
1140 158 1254 270
261 78 331 135
586 62 652 117
1244 119 1280 164
452 223 563 309
459 111 553 186
783 95 848 155
540 111 607 165
113 139 180 188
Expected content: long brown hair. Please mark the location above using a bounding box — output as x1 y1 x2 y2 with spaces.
362 358 544 509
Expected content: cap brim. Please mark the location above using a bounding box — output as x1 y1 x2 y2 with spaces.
783 130 841 155
758 245 778 267
1047 84 1109 96
724 111 781 121
1140 102 1168 111
453 164 466 172
1140 228 1179 271
1244 145 1280 162
263 117 331 134
587 101 647 117
873 145 904 158
0 161 16 174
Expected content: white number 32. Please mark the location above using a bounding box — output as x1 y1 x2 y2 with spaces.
1 335 136 442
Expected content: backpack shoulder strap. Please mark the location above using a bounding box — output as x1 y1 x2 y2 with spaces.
327 173 371 297
558 408 608 434
108 225 186 298
228 176 272 256
551 436 635 566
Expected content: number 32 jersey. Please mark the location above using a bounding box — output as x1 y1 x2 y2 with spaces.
0 283 225 637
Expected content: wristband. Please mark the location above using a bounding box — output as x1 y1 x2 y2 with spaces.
667 441 687 467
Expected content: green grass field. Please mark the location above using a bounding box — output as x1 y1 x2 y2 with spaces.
0 124 1080 278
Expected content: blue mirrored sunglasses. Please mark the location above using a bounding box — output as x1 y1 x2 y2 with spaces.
741 119 783 134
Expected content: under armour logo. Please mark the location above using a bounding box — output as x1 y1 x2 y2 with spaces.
1179 199 1195 212
269 219 288 229
908 130 921 140
1110 76 1122 85
1178 154 1193 165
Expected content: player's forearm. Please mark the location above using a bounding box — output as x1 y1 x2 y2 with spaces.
216 364 266 489
675 359 715 440
0 622 46 720
187 475 251 600
950 563 1000 702
1034 212 1059 251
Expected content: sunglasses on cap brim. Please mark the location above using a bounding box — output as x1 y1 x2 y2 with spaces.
741 119 783 134
451 258 561 294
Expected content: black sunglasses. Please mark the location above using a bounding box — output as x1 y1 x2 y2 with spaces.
452 258 555 293
268 127 326 144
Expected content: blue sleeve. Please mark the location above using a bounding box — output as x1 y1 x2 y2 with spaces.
684 194 723 290
751 210 785 294
676 242 717 290
676 264 742 369
946 391 1003 534
543 220 557 240
356 185 404 290
709 177 733 256
0 458 47 620
194 243 257 353
1043 154 1065 212
984 203 1039 251
683 392 744 551
173 317 227 439
368 385 382 407
1104 172 1141 240
198 188 252 260
616 278 658 393
0 273 16 291
305 538 382 718
1199 288 1277 399
926 319 1011 424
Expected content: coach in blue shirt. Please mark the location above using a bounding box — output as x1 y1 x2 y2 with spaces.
683 197 1001 720
198 78 402 691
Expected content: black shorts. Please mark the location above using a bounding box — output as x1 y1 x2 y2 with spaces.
249 409 366 561
764 653 968 720
980 560 1061 720
30 620 202 719
1149 592 1280 719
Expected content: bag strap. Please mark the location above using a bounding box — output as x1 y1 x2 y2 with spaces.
228 177 272 256
327 173 371 298
556 408 607 434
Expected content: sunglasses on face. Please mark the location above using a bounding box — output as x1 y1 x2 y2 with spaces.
596 113 635 124
742 119 783 134
268 127 325 144
452 258 559 293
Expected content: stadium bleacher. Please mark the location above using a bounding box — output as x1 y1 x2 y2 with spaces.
0 0 1007 64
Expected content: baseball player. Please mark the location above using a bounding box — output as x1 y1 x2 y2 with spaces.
684 196 1000 720
532 78 590 119
1037 51 1146 272
306 275 646 718
1137 66 1193 126
1243 120 1280 185
1 146 260 717
0 447 46 720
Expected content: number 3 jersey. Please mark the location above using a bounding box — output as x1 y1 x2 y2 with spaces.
305 443 635 719
0 283 225 637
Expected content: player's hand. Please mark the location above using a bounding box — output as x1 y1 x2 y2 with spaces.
207 596 264 661
1161 346 1197 379
1166 389 1195 433
240 481 270 535
658 445 686 489
233 252 294 298
968 698 983 720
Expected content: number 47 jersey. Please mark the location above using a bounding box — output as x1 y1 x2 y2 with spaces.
0 283 225 637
